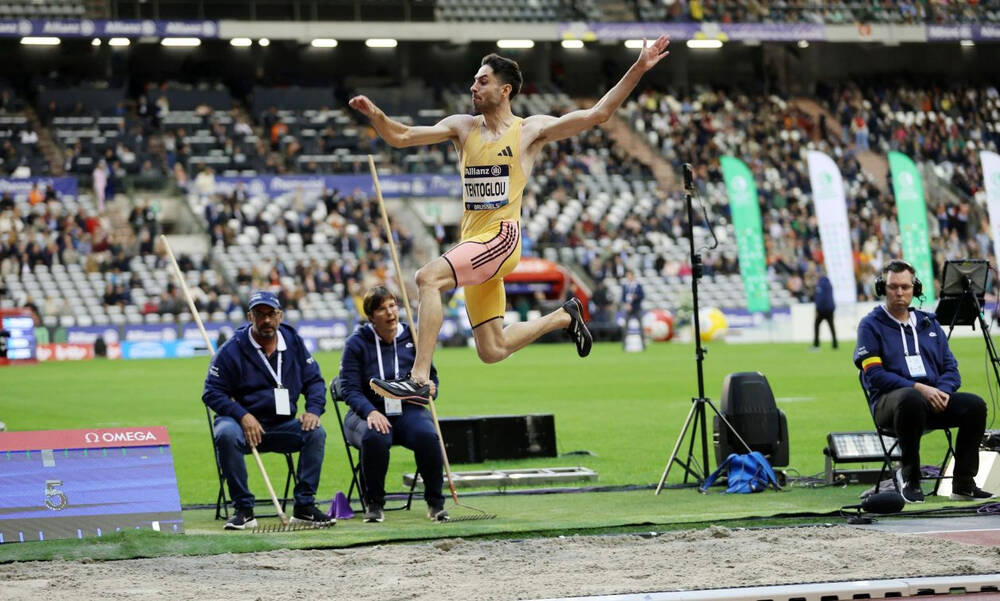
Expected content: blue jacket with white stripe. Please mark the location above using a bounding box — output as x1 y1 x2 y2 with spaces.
338 322 438 419
853 306 960 411
202 323 326 425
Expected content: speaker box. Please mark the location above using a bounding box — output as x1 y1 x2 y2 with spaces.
713 372 789 467
935 451 1000 497
438 414 557 464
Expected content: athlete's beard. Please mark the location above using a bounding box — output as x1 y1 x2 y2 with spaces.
473 95 497 115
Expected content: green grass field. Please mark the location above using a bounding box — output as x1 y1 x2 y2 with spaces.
1 337 993 561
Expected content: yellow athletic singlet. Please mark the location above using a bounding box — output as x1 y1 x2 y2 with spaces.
459 116 527 240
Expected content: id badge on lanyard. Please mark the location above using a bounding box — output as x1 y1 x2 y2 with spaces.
258 348 291 415
900 320 926 378
384 398 402 416
274 387 291 415
906 355 926 378
371 324 402 415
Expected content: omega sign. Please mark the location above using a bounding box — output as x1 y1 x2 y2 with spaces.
84 430 159 444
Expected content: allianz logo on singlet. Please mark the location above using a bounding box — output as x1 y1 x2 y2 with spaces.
464 164 509 211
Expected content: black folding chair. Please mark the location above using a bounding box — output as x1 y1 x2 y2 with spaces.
206 405 299 520
858 371 954 496
330 376 417 513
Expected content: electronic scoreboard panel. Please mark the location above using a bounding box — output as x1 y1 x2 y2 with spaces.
0 427 184 543
0 311 36 364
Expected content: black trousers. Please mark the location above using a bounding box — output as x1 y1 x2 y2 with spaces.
813 309 837 348
874 387 986 484
343 407 444 509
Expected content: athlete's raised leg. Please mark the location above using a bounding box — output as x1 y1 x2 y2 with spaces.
472 297 591 363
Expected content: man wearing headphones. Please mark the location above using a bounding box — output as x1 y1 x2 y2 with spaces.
854 260 993 503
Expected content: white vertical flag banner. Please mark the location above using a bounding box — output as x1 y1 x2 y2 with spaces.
807 150 856 306
982 151 1000 267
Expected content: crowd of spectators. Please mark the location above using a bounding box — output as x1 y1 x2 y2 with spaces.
622 82 996 304
632 0 997 24
197 180 415 317
4 71 1000 327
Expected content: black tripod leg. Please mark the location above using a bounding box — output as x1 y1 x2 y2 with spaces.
655 400 702 494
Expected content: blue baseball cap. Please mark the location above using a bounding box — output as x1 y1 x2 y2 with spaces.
248 290 281 311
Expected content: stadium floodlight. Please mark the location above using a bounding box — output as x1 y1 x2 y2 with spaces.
624 39 646 49
687 39 723 49
311 38 338 48
960 39 975 47
108 38 131 47
21 37 61 46
496 39 534 49
258 38 270 47
162 37 201 47
366 38 397 48
797 40 809 49
561 39 584 49
230 38 252 47
91 38 101 46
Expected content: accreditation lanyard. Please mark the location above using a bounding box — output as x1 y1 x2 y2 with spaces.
256 347 291 415
369 324 401 415
882 307 925 377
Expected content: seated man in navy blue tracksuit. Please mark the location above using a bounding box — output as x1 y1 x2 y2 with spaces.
854 260 993 504
339 286 447 523
203 290 333 530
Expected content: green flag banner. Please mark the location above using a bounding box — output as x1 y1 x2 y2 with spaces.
720 156 770 313
888 151 935 304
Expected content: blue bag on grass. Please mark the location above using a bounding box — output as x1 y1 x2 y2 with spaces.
699 451 781 493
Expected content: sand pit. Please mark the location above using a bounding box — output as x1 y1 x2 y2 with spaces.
2 525 999 600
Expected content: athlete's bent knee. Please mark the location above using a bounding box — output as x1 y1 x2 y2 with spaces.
476 344 506 364
416 263 452 291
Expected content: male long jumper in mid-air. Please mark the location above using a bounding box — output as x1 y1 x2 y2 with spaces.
349 35 671 403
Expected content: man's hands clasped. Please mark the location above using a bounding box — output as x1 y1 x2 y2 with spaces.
915 382 950 413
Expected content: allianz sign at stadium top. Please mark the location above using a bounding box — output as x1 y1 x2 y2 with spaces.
0 19 219 38
215 174 462 199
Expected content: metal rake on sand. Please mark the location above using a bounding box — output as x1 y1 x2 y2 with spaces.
369 155 496 523
162 235 335 534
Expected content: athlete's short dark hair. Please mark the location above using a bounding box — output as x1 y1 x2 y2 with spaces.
363 286 397 319
481 53 523 99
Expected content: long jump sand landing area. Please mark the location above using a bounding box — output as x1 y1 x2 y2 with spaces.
2 525 999 600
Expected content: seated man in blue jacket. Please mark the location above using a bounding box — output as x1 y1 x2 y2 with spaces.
854 260 993 504
339 286 447 523
202 290 333 530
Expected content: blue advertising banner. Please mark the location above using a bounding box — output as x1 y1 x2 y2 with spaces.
120 340 213 359
926 24 1000 41
181 322 235 343
0 177 78 198
65 325 120 344
214 174 462 200
719 306 791 329
0 19 218 38
123 324 177 343
296 319 351 351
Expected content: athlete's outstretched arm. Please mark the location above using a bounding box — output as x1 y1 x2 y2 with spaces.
526 35 670 145
349 95 471 148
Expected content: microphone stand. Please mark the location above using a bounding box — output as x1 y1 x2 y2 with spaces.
655 165 752 493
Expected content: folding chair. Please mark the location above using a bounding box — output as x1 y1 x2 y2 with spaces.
329 376 417 513
858 371 955 496
207 405 299 520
